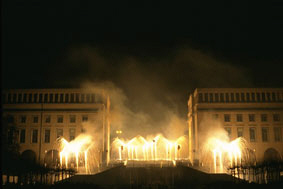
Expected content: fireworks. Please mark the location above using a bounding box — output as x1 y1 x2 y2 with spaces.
58 128 248 175
204 137 247 173
112 134 188 163
59 134 94 173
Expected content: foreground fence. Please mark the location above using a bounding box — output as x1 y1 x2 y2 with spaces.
2 168 76 186
229 161 283 184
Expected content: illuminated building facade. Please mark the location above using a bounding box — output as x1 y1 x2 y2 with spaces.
2 89 110 167
188 88 283 165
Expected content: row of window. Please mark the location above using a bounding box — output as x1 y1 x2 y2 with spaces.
198 92 283 103
2 92 101 104
7 115 88 124
16 128 77 144
212 113 281 122
225 127 283 142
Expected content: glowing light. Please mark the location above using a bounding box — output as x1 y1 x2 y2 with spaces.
59 134 93 173
205 137 247 173
84 150 88 172
112 134 188 164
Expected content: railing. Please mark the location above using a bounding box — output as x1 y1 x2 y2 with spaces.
228 161 283 184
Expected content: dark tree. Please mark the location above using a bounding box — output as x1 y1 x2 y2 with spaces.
1 114 21 183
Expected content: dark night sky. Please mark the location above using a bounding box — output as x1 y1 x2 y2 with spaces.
2 1 283 131
2 1 283 88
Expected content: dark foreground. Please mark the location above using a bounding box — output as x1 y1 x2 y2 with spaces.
3 165 283 189
3 182 283 189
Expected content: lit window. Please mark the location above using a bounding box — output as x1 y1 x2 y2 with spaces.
70 115 76 123
57 115 63 123
248 114 255 122
224 114 230 122
249 128 256 142
237 128 243 137
261 127 268 142
82 115 88 122
273 114 280 122
69 128 76 141
31 129 38 143
261 114 267 122
236 114 243 122
56 129 63 138
44 129 50 143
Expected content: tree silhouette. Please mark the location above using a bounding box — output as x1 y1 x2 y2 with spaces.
2 114 20 183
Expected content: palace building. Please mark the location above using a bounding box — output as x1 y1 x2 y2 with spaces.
188 88 283 166
2 89 111 167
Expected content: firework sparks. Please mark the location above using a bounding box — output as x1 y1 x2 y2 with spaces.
112 134 188 164
59 134 94 173
205 137 247 173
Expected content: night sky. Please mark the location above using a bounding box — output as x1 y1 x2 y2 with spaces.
2 1 283 133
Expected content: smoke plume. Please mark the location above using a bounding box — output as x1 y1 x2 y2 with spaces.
50 46 251 138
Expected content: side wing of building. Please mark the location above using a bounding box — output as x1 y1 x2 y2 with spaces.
188 88 283 164
2 89 107 165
